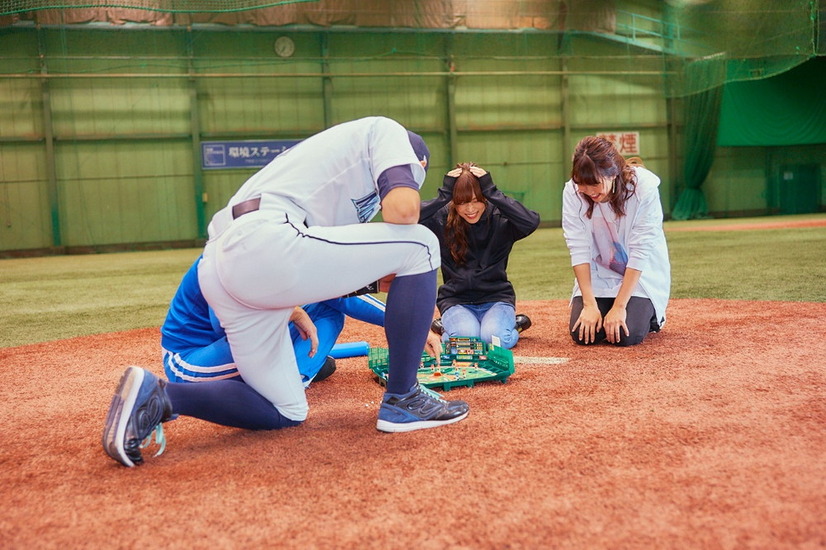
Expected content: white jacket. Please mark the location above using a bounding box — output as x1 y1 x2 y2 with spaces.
562 166 671 327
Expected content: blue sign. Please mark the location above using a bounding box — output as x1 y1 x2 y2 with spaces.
201 139 301 170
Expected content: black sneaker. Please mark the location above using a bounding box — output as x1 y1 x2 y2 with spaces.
430 318 444 335
313 356 337 382
376 384 469 433
515 314 532 333
102 366 174 467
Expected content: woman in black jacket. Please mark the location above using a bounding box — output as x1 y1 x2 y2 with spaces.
420 163 540 349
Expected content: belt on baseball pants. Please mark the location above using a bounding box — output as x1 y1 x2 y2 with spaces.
232 197 261 219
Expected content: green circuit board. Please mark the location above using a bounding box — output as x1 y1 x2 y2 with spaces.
368 336 515 391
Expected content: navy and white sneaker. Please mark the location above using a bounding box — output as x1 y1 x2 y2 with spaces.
102 366 174 467
376 384 469 433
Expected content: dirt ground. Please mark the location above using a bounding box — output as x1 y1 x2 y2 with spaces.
1 298 824 549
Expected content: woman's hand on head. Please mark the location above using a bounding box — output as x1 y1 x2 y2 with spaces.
469 166 487 178
446 167 462 178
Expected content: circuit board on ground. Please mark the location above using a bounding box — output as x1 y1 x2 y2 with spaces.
368 336 515 391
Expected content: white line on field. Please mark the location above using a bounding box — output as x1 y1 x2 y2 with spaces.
513 356 570 365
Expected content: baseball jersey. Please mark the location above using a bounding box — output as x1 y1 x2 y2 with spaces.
212 116 427 234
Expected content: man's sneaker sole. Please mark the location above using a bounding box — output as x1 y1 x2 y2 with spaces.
102 366 146 468
313 356 337 383
376 410 469 433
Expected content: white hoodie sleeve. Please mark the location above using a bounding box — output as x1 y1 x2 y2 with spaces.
562 179 593 267
625 167 664 273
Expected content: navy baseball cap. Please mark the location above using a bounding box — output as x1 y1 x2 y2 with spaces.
407 130 429 172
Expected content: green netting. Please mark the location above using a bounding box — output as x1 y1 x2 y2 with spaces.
671 188 710 221
664 0 817 97
718 57 826 146
672 85 721 221
0 0 821 245
1 0 818 97
0 0 317 14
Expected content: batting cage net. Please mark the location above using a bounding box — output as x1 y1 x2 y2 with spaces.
0 0 822 251
1 0 818 97
0 0 320 14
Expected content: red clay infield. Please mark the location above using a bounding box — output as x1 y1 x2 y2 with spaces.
2 298 824 548
667 217 826 232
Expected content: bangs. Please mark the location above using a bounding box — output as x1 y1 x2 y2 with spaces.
571 155 600 186
572 153 619 186
452 172 481 204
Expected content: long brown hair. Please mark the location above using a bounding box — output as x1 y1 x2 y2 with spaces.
445 162 487 265
571 136 640 218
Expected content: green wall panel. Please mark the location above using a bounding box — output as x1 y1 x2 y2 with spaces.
772 145 826 208
57 141 194 246
49 78 190 137
453 34 562 130
0 179 52 251
200 76 324 134
0 80 42 139
327 33 446 131
5 21 783 252
43 28 186 58
196 32 325 137
568 74 665 127
0 144 52 251
706 148 769 215
330 73 444 128
203 169 255 222
454 72 562 129
705 144 826 217
328 32 445 59
0 143 47 190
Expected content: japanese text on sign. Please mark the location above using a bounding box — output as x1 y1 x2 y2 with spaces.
596 132 640 156
201 140 301 170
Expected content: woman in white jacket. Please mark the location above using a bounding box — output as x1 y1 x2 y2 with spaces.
562 136 671 346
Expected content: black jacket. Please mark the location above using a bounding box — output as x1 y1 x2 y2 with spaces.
419 172 540 313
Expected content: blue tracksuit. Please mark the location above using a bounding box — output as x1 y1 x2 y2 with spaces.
161 257 385 385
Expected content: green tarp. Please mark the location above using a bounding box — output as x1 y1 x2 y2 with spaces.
718 58 826 147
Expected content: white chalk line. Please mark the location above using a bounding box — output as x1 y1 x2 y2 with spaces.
513 356 570 365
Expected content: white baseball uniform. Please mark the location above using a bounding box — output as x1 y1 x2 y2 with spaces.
198 117 440 421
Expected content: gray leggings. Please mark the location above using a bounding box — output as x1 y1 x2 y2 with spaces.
569 296 659 347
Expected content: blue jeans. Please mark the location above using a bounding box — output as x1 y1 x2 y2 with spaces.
441 302 519 349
